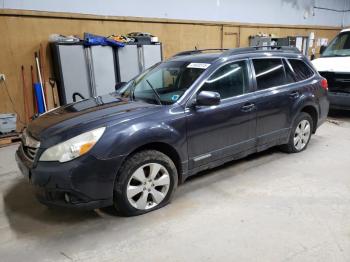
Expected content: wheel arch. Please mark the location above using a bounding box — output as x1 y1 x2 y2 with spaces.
300 105 318 133
292 97 319 134
117 141 184 185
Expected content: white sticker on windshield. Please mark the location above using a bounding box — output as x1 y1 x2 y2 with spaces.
187 63 211 69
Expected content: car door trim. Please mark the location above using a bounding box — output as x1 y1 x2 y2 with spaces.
188 139 257 175
193 153 212 162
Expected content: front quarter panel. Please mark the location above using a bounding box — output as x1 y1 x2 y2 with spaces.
92 106 187 162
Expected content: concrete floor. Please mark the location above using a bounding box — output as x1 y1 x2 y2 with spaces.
1 111 350 262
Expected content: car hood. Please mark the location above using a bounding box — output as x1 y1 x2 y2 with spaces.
27 93 161 142
312 57 350 73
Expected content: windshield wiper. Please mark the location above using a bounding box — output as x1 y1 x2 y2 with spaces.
146 80 162 105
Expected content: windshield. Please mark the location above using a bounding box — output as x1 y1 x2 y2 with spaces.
322 32 350 57
117 61 206 105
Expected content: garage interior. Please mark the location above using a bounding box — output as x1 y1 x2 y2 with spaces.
0 0 350 261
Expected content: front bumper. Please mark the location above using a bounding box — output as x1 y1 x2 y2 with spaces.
15 146 124 210
328 92 350 110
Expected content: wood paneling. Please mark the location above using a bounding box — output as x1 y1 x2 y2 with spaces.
222 26 240 49
0 10 341 130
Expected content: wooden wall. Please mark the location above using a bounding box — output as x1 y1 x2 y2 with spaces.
0 10 340 130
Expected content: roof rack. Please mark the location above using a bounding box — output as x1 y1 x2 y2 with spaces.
221 46 300 56
173 48 228 57
172 46 301 59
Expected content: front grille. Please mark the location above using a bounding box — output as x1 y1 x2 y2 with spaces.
319 72 350 93
21 129 40 162
22 145 38 161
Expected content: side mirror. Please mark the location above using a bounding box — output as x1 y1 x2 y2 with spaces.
115 82 126 90
320 45 327 55
196 91 221 106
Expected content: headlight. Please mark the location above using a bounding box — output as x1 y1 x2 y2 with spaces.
39 127 106 162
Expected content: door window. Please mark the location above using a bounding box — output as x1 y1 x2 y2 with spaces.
253 58 285 90
283 59 296 83
288 59 314 81
200 61 249 99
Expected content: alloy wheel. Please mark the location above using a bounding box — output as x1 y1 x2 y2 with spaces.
294 119 311 151
126 163 170 210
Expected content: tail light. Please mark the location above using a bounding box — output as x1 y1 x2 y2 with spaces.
320 78 328 90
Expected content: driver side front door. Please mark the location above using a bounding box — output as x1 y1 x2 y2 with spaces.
186 60 257 171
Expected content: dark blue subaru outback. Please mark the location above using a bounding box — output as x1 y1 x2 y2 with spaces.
16 47 329 216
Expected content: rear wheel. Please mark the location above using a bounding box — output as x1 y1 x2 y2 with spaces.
281 112 313 153
113 150 178 216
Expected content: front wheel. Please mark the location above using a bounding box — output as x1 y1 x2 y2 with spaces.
113 150 178 216
281 112 313 153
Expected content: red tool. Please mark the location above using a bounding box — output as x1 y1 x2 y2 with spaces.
21 66 30 124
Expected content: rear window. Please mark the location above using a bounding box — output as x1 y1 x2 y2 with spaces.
253 58 285 90
288 59 314 81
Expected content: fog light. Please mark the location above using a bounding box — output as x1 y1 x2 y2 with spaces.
64 193 70 203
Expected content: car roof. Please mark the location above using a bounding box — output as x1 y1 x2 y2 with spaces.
341 28 350 33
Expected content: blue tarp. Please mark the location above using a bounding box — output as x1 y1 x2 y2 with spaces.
84 33 125 47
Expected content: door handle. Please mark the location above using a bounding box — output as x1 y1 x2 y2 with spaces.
289 91 300 99
241 103 255 112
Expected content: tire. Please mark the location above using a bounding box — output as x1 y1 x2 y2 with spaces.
281 112 314 153
113 150 178 216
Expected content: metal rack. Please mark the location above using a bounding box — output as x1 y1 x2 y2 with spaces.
173 49 228 57
172 46 300 60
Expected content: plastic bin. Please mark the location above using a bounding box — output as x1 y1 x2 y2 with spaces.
0 114 17 134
